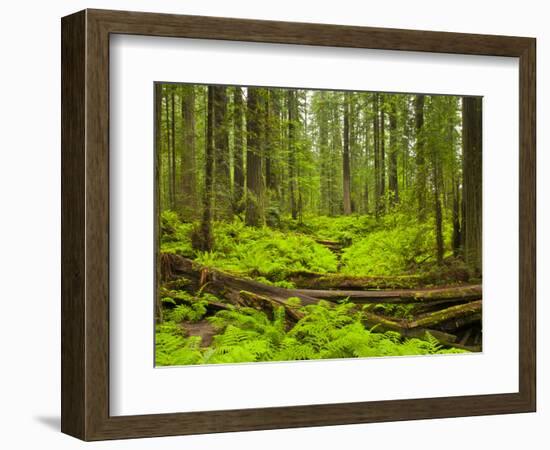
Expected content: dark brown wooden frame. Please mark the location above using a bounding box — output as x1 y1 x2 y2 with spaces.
61 8 536 441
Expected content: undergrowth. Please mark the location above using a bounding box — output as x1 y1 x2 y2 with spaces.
155 299 467 366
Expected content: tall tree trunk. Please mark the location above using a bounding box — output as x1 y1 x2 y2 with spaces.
452 176 462 257
462 96 482 275
264 90 275 191
180 86 197 221
233 87 245 212
212 86 231 219
388 98 399 205
195 87 215 252
245 88 264 226
415 95 427 221
363 96 371 214
373 93 381 217
287 90 298 220
379 94 386 213
154 84 163 323
319 92 329 215
343 93 352 215
164 89 173 210
430 136 444 266
170 91 176 210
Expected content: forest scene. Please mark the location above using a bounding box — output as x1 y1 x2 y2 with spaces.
154 83 482 366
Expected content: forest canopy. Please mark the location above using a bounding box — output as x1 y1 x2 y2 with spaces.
154 83 483 366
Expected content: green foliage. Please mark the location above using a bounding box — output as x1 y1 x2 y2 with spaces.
291 214 378 244
160 210 194 256
193 219 338 281
155 322 203 366
341 213 452 276
155 301 467 366
162 291 210 323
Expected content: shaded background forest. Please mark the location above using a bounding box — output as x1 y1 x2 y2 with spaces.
155 84 482 277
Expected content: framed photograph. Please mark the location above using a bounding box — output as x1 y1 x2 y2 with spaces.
61 9 536 441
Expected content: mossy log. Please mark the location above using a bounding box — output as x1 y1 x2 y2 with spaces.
292 285 481 304
239 290 304 322
406 300 482 329
163 253 321 306
161 254 482 350
289 273 428 290
362 311 458 343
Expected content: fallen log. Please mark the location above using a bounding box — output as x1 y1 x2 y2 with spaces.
437 313 483 332
165 254 321 306
161 254 482 351
239 290 304 322
292 285 481 304
362 311 458 344
290 269 472 290
406 300 482 329
160 287 234 313
289 273 429 290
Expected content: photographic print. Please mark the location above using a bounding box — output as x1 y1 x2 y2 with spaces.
155 83 482 367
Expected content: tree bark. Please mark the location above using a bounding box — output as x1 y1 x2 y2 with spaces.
379 94 386 212
415 94 426 221
195 87 214 252
292 284 482 304
373 93 381 217
180 86 197 221
319 92 330 214
388 98 399 205
245 88 264 226
155 84 163 323
287 90 298 219
212 86 231 219
462 96 483 275
233 87 245 212
170 91 176 210
343 93 352 215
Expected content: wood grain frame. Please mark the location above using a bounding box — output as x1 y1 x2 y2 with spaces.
61 9 536 441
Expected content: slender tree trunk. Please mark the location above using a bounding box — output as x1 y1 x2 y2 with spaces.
245 88 264 226
363 97 371 214
415 94 426 221
379 94 386 213
170 91 176 210
373 93 381 217
233 87 245 212
452 176 462 256
264 90 274 191
154 84 163 323
388 98 399 205
319 92 329 215
196 87 215 252
180 86 197 221
164 89 173 210
287 90 298 220
462 96 482 275
343 93 352 215
212 86 231 219
431 139 444 266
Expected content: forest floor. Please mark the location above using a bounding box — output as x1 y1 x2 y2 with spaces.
156 211 482 366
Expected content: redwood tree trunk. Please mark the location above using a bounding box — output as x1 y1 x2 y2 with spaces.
180 86 197 221
212 86 231 219
462 96 482 275
233 87 245 212
388 98 399 205
245 88 264 226
342 93 352 215
415 94 426 221
287 90 298 220
196 87 215 252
